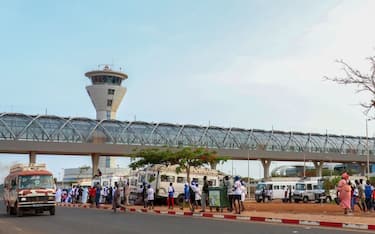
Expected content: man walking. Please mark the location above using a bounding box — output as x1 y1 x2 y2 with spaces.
200 176 209 212
113 182 121 213
147 184 155 210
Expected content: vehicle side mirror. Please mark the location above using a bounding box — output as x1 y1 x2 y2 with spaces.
11 181 17 187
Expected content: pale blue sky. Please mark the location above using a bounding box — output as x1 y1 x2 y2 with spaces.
1 0 375 180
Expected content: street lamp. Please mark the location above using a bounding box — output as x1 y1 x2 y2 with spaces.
366 118 372 178
61 168 65 188
247 147 250 199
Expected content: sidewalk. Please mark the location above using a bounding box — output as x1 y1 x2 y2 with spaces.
57 203 375 231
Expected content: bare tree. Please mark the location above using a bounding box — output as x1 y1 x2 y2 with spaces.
325 56 375 115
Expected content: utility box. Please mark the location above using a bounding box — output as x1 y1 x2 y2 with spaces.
208 187 229 212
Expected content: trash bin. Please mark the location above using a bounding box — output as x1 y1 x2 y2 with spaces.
208 187 229 212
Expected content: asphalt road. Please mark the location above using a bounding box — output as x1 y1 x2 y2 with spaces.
0 203 371 234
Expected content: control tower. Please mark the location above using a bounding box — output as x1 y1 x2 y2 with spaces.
85 65 128 120
85 65 128 169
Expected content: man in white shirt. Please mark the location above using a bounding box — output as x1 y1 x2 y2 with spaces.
233 176 242 214
240 181 246 212
147 185 154 209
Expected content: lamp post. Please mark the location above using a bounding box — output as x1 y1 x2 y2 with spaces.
247 147 250 199
61 168 64 188
366 118 371 178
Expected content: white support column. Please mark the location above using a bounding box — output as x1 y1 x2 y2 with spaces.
359 163 367 176
209 161 217 170
313 161 324 177
261 159 271 179
29 152 36 164
91 153 100 177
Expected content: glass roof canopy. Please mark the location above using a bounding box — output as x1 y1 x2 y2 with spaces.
0 113 374 156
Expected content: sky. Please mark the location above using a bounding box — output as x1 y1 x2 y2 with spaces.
1 0 375 181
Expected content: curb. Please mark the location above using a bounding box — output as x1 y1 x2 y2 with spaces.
57 203 375 231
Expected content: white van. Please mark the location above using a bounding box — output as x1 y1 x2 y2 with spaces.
255 180 297 202
293 178 330 203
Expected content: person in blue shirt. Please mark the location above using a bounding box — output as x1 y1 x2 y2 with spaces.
95 182 101 208
180 183 193 211
364 180 373 211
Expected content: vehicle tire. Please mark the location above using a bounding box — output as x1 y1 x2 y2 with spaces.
176 194 184 205
256 198 262 203
294 199 300 203
16 206 23 217
303 196 309 203
50 207 55 216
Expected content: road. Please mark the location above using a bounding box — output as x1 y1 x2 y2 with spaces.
0 203 371 234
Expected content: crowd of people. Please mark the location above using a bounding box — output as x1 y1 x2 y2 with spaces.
55 181 132 211
337 172 375 215
170 175 247 214
54 173 375 216
55 175 248 214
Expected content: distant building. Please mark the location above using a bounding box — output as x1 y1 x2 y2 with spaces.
62 167 131 188
271 165 314 177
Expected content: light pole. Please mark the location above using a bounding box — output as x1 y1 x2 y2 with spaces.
247 147 250 199
61 168 64 188
303 152 306 178
366 118 371 178
232 160 234 177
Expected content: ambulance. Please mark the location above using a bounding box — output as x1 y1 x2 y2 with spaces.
3 163 56 217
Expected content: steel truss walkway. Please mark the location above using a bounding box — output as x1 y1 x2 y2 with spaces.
0 113 374 177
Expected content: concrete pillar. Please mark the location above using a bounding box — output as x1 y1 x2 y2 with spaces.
91 153 100 177
359 163 366 176
29 152 36 164
313 161 324 177
261 159 271 179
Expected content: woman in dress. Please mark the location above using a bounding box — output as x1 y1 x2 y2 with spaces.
337 172 352 215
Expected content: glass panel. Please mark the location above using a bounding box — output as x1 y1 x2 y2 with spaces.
18 175 54 189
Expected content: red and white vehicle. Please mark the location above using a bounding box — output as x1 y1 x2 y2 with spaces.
3 163 56 217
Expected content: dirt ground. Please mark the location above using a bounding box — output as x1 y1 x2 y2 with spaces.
243 200 374 216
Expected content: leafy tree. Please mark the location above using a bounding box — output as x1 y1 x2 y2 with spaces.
129 147 228 183
322 176 341 192
128 148 177 169
173 147 227 183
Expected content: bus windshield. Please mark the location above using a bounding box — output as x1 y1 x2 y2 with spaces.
256 183 266 190
18 175 54 189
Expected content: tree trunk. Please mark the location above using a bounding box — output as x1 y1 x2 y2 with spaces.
186 166 190 184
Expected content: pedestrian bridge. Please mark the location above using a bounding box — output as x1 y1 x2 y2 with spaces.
0 113 374 177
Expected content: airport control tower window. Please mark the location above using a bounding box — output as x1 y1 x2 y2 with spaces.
107 99 113 107
108 89 115 95
91 76 122 85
